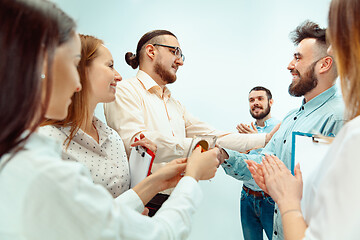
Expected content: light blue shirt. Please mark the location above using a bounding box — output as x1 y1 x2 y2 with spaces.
248 117 281 155
222 85 345 240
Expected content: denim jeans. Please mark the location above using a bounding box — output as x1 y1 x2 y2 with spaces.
240 188 275 240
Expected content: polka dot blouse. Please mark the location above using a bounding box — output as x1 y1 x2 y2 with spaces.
39 117 130 198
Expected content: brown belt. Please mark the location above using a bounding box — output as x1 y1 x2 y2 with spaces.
242 185 270 198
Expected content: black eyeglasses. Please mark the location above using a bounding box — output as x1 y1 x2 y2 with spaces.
153 43 185 62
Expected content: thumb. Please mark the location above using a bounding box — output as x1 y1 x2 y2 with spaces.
251 122 257 131
294 163 302 182
190 146 202 157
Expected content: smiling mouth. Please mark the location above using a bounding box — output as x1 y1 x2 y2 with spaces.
172 65 178 71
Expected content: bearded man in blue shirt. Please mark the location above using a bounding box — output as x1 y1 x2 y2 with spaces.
220 21 345 240
235 85 281 240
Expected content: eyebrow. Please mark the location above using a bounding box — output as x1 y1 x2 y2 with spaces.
249 95 265 99
294 52 302 58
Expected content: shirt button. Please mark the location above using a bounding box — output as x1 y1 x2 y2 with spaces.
274 231 278 235
294 116 297 120
275 209 278 214
283 140 286 144
301 106 304 110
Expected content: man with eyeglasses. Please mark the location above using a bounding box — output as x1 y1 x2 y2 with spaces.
104 29 276 216
218 21 345 240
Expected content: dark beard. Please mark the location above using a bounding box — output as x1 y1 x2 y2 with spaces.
288 61 318 97
154 62 177 84
250 103 271 120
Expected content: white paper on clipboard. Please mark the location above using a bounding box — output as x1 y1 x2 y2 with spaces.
291 132 333 177
129 146 155 188
291 131 333 219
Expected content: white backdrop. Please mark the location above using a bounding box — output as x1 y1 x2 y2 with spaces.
52 0 333 131
51 1 333 239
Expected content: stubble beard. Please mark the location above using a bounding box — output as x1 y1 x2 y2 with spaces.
154 62 177 84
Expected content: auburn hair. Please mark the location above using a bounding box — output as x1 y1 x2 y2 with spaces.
328 0 360 120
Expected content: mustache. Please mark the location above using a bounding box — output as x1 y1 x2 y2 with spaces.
252 106 263 110
290 69 300 76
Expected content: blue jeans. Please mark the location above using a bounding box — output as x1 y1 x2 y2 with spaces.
240 188 275 240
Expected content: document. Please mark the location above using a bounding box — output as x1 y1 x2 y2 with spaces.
129 145 155 188
291 131 333 176
291 131 333 219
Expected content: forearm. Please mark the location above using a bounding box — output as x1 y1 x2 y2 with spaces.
217 133 266 152
144 134 193 162
132 174 163 205
221 149 262 181
279 201 307 240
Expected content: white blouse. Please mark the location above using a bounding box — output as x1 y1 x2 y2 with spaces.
39 117 130 198
0 132 202 240
302 116 360 239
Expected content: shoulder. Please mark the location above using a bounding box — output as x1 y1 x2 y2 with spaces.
341 116 360 136
325 94 345 118
38 125 67 141
118 77 141 92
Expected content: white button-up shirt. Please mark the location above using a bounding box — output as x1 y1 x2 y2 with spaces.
104 70 265 166
40 117 130 198
0 132 203 240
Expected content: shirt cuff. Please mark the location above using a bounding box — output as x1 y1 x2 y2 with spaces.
170 176 203 207
181 138 194 158
115 189 144 213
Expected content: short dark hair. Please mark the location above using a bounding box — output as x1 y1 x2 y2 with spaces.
0 0 76 158
249 86 272 100
125 30 177 69
290 20 327 46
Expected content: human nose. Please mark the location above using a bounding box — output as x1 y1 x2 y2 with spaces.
253 99 261 106
175 56 184 66
114 69 122 82
75 76 82 92
287 59 295 70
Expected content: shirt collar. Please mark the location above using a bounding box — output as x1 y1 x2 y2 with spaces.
255 118 276 128
58 116 111 146
136 70 171 99
301 85 338 116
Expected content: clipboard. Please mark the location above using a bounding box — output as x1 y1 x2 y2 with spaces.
291 131 333 176
291 131 333 221
129 145 155 188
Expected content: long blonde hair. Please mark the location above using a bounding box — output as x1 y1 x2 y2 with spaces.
329 0 360 120
42 34 103 147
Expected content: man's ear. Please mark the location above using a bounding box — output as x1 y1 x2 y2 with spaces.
145 44 156 60
319 56 333 74
269 98 274 107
